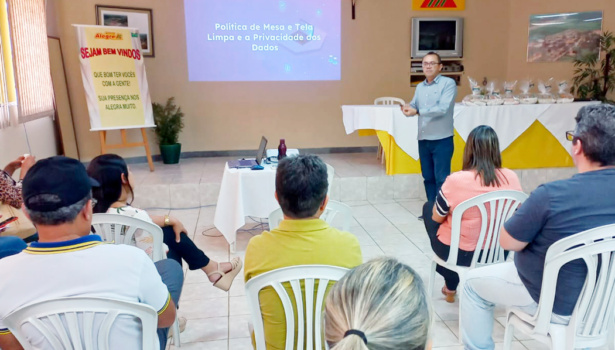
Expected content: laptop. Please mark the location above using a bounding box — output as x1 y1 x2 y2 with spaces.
227 136 268 168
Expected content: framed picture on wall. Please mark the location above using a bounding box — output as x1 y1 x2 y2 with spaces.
96 5 155 57
527 11 602 63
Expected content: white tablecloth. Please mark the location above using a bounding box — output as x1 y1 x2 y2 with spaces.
342 102 599 160
213 148 300 248
266 148 300 158
342 105 420 158
214 163 279 249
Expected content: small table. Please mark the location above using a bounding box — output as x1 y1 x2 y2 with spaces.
214 149 299 250
266 149 300 158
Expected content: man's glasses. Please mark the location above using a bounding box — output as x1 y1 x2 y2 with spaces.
422 61 441 67
566 131 580 142
91 198 98 207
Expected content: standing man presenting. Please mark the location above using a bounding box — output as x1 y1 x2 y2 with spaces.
402 52 457 206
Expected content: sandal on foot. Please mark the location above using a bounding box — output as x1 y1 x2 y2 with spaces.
441 286 456 303
208 257 243 292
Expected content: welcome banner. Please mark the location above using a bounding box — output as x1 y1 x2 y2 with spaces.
74 25 154 130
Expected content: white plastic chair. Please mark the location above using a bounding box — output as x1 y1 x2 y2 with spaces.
374 97 405 163
4 297 158 350
374 97 405 106
268 200 353 232
91 213 181 347
91 213 165 262
427 190 528 342
245 265 349 350
326 163 335 196
503 224 615 350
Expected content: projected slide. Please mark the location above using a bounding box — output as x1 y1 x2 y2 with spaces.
184 0 340 82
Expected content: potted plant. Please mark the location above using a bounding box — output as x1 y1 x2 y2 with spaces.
571 31 615 103
153 97 184 164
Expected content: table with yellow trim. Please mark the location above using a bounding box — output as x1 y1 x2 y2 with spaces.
342 102 599 175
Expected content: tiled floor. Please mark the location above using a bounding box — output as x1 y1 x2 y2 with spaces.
125 153 580 350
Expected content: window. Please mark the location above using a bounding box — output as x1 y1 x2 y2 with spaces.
0 0 54 129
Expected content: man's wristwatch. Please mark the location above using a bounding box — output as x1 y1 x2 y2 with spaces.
164 215 171 227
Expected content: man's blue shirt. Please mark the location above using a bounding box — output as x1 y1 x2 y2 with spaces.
409 75 457 140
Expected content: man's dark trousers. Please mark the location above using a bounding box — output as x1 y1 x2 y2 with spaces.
418 136 454 202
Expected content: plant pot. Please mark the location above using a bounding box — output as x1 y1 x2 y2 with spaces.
160 143 181 164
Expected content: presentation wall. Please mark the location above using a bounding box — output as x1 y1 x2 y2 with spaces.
184 0 341 82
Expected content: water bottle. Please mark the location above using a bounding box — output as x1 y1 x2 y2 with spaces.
278 139 287 160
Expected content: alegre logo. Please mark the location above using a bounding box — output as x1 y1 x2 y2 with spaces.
94 32 123 40
412 0 464 10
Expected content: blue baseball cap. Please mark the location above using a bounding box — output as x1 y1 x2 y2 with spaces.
22 156 100 212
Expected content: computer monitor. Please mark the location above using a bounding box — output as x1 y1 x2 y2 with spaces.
255 136 268 165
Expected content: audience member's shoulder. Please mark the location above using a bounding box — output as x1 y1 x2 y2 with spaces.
96 241 151 259
541 171 588 191
499 168 522 185
446 170 475 183
246 229 272 248
499 168 518 178
0 250 26 268
329 227 360 244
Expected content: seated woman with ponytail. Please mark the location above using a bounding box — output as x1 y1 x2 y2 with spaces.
324 257 432 350
87 154 242 292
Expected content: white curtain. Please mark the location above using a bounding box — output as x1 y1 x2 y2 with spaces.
8 0 54 124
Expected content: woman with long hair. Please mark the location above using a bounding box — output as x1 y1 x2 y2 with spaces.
324 257 432 350
87 154 242 291
423 125 522 302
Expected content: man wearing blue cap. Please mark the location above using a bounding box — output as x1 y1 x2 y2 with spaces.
0 156 182 350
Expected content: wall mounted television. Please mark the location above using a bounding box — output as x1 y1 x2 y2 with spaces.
411 17 463 58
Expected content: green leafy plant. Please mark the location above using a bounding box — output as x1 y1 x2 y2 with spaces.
571 31 615 103
153 97 184 145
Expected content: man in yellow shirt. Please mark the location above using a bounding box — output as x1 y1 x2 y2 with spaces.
244 154 362 349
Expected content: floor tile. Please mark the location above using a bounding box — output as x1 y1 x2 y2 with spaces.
229 296 250 316
432 321 461 347
179 316 228 343
228 315 252 339
180 281 228 301
228 337 254 350
179 297 228 319
170 340 227 350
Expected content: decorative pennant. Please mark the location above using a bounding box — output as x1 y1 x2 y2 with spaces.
412 0 465 11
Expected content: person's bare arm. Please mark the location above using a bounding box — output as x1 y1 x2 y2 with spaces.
0 171 23 208
3 156 24 176
500 227 529 252
0 333 24 350
150 215 185 243
157 297 177 328
18 155 36 180
432 204 446 224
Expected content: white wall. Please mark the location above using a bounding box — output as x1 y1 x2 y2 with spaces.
0 117 58 171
